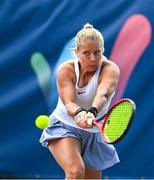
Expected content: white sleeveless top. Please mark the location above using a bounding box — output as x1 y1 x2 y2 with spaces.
52 59 115 133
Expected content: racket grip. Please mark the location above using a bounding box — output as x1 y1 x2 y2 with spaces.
87 118 94 125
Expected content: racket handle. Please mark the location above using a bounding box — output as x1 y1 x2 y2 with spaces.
92 120 102 130
87 115 105 125
87 118 95 125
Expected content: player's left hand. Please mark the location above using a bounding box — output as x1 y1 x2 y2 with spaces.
85 112 95 127
75 111 94 128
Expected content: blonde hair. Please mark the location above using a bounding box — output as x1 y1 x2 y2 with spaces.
75 23 104 52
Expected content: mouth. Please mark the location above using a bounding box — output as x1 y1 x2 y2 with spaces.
89 64 97 67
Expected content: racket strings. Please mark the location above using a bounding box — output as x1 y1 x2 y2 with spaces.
104 101 133 142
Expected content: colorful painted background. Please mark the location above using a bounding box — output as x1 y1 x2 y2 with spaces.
0 0 154 179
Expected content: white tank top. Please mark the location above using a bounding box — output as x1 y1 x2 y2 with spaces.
52 59 115 133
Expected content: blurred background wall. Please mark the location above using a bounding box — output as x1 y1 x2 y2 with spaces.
0 0 154 179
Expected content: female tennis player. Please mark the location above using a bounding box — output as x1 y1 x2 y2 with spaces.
40 23 120 179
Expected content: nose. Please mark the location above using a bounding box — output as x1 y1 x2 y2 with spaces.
89 53 96 62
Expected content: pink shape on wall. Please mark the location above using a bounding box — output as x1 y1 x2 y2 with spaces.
110 14 152 102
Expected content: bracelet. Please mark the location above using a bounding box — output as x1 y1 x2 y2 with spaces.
87 107 98 117
75 108 87 116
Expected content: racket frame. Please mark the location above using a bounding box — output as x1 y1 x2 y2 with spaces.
93 98 136 144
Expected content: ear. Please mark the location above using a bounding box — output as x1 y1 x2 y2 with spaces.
102 47 105 53
74 48 79 57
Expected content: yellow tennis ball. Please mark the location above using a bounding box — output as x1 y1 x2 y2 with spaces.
35 115 50 129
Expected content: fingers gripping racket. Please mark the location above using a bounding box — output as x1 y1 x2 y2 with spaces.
89 98 136 144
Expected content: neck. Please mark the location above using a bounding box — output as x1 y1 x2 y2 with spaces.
78 61 96 77
78 62 96 88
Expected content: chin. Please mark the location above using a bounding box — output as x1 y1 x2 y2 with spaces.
88 66 97 71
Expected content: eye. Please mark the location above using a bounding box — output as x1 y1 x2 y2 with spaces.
94 50 101 56
83 51 90 56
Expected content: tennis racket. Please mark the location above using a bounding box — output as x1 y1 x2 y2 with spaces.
89 98 136 144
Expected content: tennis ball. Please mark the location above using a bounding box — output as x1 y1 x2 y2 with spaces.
35 115 50 129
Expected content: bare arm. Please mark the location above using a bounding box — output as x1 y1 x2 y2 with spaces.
57 62 93 128
57 62 80 117
92 60 120 112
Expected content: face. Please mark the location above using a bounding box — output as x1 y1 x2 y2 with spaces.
75 39 102 72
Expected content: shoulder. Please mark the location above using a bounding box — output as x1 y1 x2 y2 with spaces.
57 60 76 81
98 57 120 82
101 57 120 76
58 60 74 72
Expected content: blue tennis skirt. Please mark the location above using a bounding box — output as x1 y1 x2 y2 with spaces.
39 115 120 170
